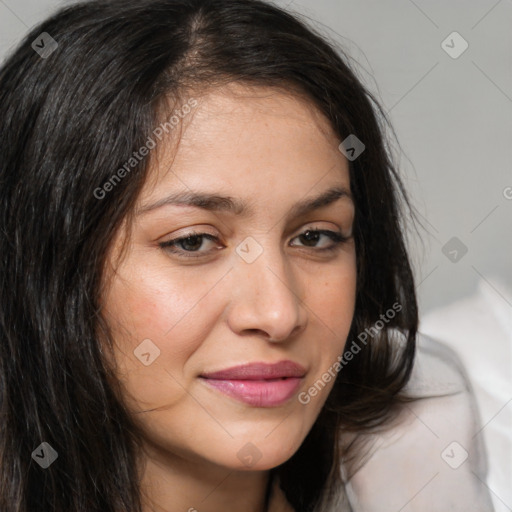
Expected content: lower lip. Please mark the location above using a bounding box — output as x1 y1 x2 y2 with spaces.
200 377 302 407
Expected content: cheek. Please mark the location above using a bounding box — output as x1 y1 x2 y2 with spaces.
101 259 224 411
309 253 357 335
302 257 357 390
317 272 356 321
104 256 220 348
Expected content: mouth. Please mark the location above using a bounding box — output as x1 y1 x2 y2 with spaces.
199 360 306 407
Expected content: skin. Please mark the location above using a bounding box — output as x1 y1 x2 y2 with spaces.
101 84 357 512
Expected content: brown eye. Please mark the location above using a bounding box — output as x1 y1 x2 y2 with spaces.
176 235 205 251
159 232 222 258
291 229 349 251
297 230 321 247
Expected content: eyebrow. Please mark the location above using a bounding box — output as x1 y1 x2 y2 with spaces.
136 185 352 219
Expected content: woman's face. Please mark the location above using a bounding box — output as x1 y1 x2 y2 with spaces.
102 85 356 473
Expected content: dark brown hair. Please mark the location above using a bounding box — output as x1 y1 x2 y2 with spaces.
0 1 417 510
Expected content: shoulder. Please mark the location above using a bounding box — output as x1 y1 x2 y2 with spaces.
343 331 495 511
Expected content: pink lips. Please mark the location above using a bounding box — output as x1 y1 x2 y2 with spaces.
200 360 306 407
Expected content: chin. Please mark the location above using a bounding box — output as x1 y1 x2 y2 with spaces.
214 434 304 472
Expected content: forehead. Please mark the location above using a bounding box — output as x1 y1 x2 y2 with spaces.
177 83 339 151
138 84 350 209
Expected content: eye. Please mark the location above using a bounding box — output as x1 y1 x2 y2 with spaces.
290 228 350 252
159 231 222 258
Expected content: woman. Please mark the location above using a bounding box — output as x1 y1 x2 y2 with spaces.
0 0 494 510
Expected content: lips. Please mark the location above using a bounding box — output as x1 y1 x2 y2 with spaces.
199 360 306 407
201 360 306 380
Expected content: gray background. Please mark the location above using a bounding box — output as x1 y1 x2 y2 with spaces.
1 0 511 314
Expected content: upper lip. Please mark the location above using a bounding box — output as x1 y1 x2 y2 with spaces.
200 360 306 380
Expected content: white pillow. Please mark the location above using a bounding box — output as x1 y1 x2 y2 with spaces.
344 330 495 511
419 278 512 512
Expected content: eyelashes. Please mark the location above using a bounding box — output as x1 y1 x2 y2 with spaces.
158 228 351 259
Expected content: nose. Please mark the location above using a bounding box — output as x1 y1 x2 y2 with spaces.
225 240 307 343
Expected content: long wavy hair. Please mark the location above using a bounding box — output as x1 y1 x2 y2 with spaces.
0 0 418 510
